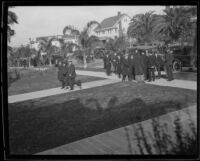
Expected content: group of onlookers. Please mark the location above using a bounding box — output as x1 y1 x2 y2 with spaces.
103 48 174 82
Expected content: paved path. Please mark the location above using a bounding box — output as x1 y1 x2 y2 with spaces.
8 79 120 103
9 70 196 103
77 70 197 90
37 105 196 155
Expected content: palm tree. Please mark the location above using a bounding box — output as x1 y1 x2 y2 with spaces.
127 11 157 45
153 6 192 45
63 21 100 69
38 37 58 66
8 9 18 43
57 38 80 58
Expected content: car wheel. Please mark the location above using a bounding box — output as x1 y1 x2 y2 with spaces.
173 60 182 72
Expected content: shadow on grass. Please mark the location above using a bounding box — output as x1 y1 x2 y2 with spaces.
9 95 187 154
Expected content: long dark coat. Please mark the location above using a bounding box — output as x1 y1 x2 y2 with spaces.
133 53 144 75
165 53 174 66
156 55 164 66
68 64 76 78
105 54 111 75
57 65 65 81
121 56 130 75
116 55 122 74
148 55 156 67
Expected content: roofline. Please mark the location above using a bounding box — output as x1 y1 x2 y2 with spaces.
94 13 130 32
112 14 131 28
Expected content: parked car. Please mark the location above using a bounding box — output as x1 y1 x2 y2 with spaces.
169 45 194 71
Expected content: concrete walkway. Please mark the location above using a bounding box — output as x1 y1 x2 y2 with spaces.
37 105 196 155
8 70 196 103
8 79 120 103
77 70 197 90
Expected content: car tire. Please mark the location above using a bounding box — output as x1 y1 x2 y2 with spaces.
173 60 182 72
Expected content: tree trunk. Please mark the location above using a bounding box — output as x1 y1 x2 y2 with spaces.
28 58 31 67
83 50 87 69
49 56 52 67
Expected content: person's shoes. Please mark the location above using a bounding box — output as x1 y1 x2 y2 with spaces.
65 86 69 89
61 86 64 89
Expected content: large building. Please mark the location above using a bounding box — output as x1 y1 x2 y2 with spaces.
92 12 131 40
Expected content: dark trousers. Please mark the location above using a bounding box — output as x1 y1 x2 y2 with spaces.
61 81 65 88
148 67 155 81
156 65 161 78
144 67 148 80
122 75 128 81
166 65 173 80
69 77 75 89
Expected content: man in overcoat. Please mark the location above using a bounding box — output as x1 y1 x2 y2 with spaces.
134 49 144 82
67 60 77 90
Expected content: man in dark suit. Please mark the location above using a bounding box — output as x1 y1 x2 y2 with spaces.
155 52 164 79
67 60 76 90
105 51 112 76
128 50 135 81
165 50 174 81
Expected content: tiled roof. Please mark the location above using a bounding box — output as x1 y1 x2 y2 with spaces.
95 14 125 31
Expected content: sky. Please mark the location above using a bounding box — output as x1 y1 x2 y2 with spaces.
9 6 165 47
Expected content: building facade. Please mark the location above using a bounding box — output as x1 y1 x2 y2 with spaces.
93 12 131 40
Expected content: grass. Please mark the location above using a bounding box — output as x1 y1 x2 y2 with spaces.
8 81 196 154
8 67 105 95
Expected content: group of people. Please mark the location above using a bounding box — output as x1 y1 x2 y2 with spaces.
102 48 174 82
57 59 81 90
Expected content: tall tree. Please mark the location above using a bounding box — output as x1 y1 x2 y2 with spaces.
38 37 58 66
8 8 18 43
153 6 193 45
63 21 100 68
127 11 156 44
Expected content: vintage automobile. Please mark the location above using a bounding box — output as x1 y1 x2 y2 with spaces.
169 45 195 71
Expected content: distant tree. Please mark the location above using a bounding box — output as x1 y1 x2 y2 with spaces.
63 21 100 68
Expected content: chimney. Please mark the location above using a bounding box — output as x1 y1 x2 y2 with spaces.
118 11 121 16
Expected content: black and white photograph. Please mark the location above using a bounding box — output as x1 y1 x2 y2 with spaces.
3 2 198 159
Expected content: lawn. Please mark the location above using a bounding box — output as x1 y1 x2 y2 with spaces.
8 81 196 154
8 67 105 95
